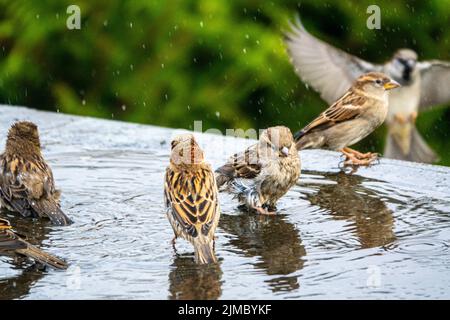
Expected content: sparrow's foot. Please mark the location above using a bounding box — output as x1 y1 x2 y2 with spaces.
254 206 275 215
343 153 377 166
342 147 378 160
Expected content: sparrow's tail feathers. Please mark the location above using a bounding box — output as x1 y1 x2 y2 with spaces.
294 129 318 150
16 244 68 270
31 199 73 226
193 238 217 264
293 128 306 142
385 126 438 164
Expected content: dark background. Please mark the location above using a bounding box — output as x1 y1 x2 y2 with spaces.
0 0 449 164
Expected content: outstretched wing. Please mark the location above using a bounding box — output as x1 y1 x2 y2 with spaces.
165 165 219 238
418 60 450 111
295 90 366 139
285 16 381 104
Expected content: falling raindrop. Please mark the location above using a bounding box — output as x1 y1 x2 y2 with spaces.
200 21 204 28
82 99 86 106
215 112 220 118
121 105 126 111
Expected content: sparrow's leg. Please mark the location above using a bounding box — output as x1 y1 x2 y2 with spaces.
410 111 418 123
394 113 408 124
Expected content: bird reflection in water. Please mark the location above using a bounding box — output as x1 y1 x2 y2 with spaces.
0 215 55 299
168 254 223 300
219 213 306 293
306 172 396 249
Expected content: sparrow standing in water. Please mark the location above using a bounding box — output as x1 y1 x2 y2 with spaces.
0 121 73 226
285 17 450 163
0 218 67 269
216 126 300 215
164 134 220 264
294 72 400 166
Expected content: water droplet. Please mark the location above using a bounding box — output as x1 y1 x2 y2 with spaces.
121 105 126 111
200 21 204 28
243 48 247 54
82 99 86 106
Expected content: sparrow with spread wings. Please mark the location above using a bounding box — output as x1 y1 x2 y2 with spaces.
215 126 300 215
0 218 67 269
294 72 400 166
164 134 220 264
0 122 72 226
285 17 450 163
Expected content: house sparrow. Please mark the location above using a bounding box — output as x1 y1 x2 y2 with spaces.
0 121 73 226
0 218 67 269
285 17 450 163
294 72 400 166
164 134 220 264
215 126 300 215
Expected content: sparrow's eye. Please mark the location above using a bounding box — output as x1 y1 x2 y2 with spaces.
375 79 382 85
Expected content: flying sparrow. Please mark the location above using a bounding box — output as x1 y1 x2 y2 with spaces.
285 17 450 163
164 134 220 264
294 72 400 166
0 121 73 226
0 218 67 269
215 126 300 215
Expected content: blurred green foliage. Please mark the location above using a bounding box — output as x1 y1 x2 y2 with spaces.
0 0 449 164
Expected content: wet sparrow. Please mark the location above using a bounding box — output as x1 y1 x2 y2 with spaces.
216 126 300 215
294 72 400 166
164 134 220 264
0 218 67 269
286 17 450 163
0 121 73 226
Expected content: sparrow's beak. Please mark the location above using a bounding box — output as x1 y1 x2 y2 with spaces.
384 79 401 90
280 146 289 157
